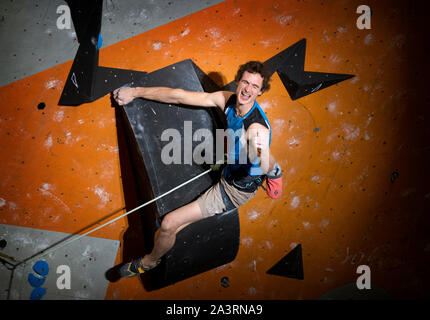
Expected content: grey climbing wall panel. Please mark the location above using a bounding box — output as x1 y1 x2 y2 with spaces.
0 224 120 300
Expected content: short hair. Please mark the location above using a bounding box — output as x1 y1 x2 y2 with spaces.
234 61 272 93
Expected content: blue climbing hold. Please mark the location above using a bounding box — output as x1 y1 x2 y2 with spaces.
30 287 46 300
33 260 49 276
97 33 103 50
28 273 46 287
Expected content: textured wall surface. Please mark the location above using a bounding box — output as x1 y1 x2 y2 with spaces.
0 0 225 87
0 0 428 299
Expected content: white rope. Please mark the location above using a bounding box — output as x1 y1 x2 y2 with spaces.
22 168 213 265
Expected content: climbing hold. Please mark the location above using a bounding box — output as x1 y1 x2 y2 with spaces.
267 244 304 280
391 170 399 183
0 239 7 249
33 260 49 276
97 33 103 50
28 273 46 287
37 102 46 110
30 287 47 300
220 276 230 288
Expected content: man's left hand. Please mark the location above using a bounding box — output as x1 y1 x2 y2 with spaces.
113 87 136 105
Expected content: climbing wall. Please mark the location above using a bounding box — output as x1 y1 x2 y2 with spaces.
0 0 428 300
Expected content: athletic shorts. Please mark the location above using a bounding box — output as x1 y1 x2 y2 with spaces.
197 176 257 218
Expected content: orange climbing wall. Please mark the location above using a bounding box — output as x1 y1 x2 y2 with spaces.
0 0 428 299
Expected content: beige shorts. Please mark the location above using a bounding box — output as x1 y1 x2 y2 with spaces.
197 177 257 218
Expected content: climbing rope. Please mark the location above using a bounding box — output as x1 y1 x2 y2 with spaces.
20 167 214 266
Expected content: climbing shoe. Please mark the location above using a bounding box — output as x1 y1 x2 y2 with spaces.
119 258 161 278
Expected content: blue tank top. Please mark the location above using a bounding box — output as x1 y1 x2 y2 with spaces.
223 95 271 177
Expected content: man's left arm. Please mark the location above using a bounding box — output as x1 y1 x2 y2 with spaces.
246 123 275 174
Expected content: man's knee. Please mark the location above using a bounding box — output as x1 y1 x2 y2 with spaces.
159 200 204 235
160 214 179 235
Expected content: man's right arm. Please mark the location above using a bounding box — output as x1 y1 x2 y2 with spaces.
113 86 232 111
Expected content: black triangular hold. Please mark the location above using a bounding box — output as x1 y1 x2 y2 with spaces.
58 1 148 106
270 38 354 99
58 41 99 106
267 244 304 280
93 67 147 101
278 70 354 100
264 38 306 75
59 0 103 106
65 0 103 44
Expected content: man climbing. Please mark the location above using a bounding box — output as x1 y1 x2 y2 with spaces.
113 61 282 278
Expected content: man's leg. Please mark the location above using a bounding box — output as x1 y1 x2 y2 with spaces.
140 199 204 268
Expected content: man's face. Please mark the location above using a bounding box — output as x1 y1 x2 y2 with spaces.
236 71 264 107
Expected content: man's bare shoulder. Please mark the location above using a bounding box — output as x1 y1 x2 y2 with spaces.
208 91 235 110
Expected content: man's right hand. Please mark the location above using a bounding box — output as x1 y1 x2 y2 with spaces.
113 87 136 106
